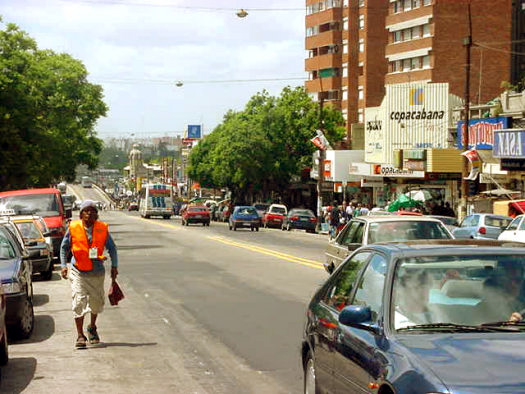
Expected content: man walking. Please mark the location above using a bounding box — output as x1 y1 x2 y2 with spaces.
60 200 118 349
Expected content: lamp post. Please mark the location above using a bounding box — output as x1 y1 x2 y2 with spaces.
316 80 325 233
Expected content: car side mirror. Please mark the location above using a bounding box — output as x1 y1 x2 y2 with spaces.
339 305 382 335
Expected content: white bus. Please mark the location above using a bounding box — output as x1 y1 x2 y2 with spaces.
139 184 173 219
81 176 93 188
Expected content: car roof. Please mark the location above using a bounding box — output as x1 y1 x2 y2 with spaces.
235 206 255 209
0 188 60 197
362 239 525 258
269 204 286 208
353 216 443 223
471 213 512 219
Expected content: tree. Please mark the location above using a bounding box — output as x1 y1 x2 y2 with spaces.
0 20 108 190
187 86 345 202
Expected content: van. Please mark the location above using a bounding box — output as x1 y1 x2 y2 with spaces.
138 183 173 219
0 188 72 259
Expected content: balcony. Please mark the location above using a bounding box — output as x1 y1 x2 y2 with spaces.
305 53 342 72
306 7 343 27
385 37 433 57
306 30 343 50
305 76 342 92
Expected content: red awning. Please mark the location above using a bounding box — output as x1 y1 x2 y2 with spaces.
510 200 525 215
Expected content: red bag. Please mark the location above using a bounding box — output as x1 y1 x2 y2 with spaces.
108 280 125 306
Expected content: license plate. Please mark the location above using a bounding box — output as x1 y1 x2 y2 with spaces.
300 218 308 221
243 222 251 226
195 215 202 218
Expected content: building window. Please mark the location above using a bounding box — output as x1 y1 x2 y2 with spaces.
342 89 348 101
343 65 348 77
412 26 420 39
403 0 412 11
343 17 349 31
423 0 431 5
320 68 339 78
359 15 365 29
393 30 402 43
344 0 349 6
403 28 412 41
412 0 420 8
359 39 364 53
359 0 365 6
423 23 431 37
358 110 364 123
343 43 348 54
306 26 319 37
403 59 411 71
422 55 430 68
411 57 419 70
342 109 348 120
358 86 364 100
394 1 401 13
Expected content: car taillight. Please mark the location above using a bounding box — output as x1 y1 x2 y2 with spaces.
291 216 299 221
479 227 486 235
309 217 317 222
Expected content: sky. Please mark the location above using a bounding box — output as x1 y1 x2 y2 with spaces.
1 0 306 139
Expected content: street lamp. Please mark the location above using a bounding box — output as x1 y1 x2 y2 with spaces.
236 9 248 18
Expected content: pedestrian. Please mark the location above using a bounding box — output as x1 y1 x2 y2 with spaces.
60 200 119 349
329 202 340 239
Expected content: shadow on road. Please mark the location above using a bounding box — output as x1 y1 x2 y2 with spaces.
0 356 37 393
95 342 157 348
32 294 49 307
117 245 164 250
10 315 54 344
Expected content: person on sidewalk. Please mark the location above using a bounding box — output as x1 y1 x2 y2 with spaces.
60 200 118 349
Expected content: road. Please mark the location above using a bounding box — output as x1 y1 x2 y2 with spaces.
4 191 330 393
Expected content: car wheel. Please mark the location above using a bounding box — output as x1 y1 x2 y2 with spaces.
256 227 259 232
202 222 206 227
281 225 286 231
251 227 254 231
229 225 232 231
16 295 34 339
304 351 319 394
0 323 8 366
287 223 291 231
233 225 237 231
41 260 53 281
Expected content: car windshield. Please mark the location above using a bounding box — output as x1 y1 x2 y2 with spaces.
237 207 257 215
0 194 60 217
271 207 286 215
15 221 42 240
393 254 525 330
290 209 314 217
368 221 451 243
189 207 206 212
433 217 458 226
486 216 512 228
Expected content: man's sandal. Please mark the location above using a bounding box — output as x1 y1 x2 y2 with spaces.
87 325 100 345
75 335 87 349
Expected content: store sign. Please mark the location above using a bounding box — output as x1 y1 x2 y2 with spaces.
373 164 425 178
479 173 509 184
500 159 525 171
493 129 525 158
187 125 202 139
323 160 332 178
349 162 372 176
457 117 509 149
361 178 383 188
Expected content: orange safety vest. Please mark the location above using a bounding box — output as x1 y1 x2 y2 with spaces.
69 220 109 271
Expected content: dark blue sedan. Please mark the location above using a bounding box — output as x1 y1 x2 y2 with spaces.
229 206 260 231
302 240 525 393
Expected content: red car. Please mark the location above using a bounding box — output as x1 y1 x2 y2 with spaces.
181 205 210 226
262 204 288 228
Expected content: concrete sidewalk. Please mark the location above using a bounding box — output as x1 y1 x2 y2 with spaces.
1 269 200 393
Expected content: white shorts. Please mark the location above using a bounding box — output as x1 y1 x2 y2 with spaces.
69 268 105 318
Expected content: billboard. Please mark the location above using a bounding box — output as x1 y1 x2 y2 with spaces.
493 129 525 158
457 117 509 149
187 125 202 139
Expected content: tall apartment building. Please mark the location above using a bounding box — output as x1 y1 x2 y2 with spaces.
305 0 516 135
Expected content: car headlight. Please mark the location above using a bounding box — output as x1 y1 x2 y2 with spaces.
40 249 49 256
2 282 22 294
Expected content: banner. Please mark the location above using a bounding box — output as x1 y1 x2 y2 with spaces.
310 129 332 151
461 148 481 180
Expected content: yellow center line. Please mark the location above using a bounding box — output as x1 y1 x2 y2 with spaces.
127 215 181 230
208 236 324 270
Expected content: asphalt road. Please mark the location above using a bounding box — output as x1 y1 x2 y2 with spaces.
113 209 328 393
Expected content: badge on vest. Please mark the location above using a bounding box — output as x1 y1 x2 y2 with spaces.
89 248 98 259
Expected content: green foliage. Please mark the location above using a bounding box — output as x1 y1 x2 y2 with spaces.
187 86 345 201
0 20 108 190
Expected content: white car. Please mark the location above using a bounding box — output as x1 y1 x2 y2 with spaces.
498 214 525 243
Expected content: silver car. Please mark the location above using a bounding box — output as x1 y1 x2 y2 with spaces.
452 213 512 240
324 216 453 273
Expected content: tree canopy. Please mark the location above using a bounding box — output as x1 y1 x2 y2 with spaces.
187 87 345 202
0 19 108 190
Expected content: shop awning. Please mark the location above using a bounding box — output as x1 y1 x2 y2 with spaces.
510 200 525 214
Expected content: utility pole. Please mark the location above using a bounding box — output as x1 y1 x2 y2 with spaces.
460 1 472 220
316 93 325 233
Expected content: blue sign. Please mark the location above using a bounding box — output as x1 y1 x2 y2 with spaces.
493 129 525 158
187 125 202 139
457 117 509 149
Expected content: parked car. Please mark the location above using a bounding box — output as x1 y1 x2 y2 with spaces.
429 215 459 232
217 204 232 222
281 208 317 233
453 213 512 240
128 201 139 211
253 203 270 218
302 240 525 394
229 206 260 231
498 214 525 242
0 223 34 339
262 204 287 228
0 188 72 260
12 216 53 280
325 216 453 273
181 205 210 226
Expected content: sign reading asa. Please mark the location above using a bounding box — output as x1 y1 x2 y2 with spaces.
493 129 525 158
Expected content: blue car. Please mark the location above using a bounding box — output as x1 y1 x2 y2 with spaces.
229 206 260 231
302 240 525 393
